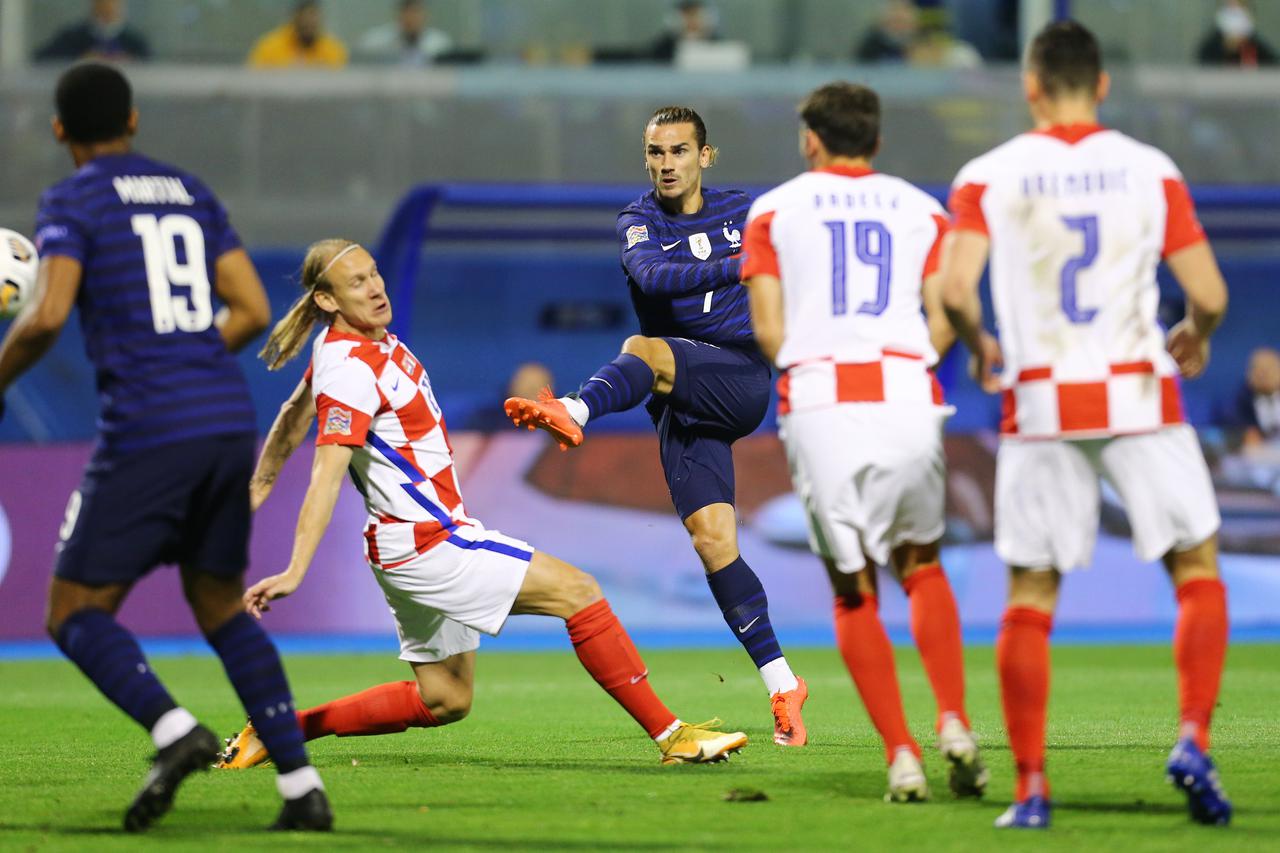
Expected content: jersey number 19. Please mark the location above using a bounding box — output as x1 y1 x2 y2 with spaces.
131 213 213 334
825 220 891 317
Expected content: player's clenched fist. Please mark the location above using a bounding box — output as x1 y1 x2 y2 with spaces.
244 571 302 618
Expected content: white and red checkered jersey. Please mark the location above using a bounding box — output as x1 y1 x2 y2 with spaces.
307 326 474 569
742 165 948 415
950 124 1207 439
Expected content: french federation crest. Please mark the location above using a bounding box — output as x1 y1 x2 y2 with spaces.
323 406 352 436
688 232 712 260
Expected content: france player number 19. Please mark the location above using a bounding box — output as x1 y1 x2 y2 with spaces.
131 213 214 334
825 219 892 317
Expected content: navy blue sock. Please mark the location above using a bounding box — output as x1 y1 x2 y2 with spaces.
706 557 784 668
55 609 178 731
576 353 654 421
206 612 309 773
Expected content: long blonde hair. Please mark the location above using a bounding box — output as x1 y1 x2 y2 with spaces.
259 238 355 371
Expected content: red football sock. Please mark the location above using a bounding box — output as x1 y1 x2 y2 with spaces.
997 607 1053 801
1174 578 1228 752
833 594 920 763
903 564 970 731
297 680 439 740
566 599 678 739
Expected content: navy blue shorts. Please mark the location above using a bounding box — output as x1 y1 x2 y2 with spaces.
54 433 256 587
646 338 771 520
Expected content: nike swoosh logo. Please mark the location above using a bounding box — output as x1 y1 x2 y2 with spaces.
661 241 681 251
630 670 649 684
391 378 400 391
737 616 761 634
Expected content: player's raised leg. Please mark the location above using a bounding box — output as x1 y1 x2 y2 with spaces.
186 569 331 831
504 335 672 450
993 567 1057 829
686 503 807 746
1165 537 1232 825
512 549 747 764
826 561 928 802
894 542 986 797
47 579 223 832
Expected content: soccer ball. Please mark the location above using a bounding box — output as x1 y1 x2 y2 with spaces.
0 228 38 320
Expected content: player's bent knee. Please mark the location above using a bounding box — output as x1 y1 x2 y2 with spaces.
563 569 604 614
620 335 652 361
430 688 473 725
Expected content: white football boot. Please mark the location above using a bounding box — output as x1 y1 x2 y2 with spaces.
938 717 990 798
885 747 930 803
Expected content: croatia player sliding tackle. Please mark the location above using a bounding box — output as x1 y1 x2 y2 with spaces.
505 107 808 747
217 239 746 769
742 82 986 803
940 21 1232 829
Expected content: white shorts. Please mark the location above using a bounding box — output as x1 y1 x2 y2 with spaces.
370 523 533 663
995 424 1220 572
780 403 948 573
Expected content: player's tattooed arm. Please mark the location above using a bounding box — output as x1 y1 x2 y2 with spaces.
250 378 315 511
618 215 740 297
744 273 785 366
245 442 352 618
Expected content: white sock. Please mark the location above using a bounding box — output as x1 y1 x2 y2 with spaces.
560 395 590 427
760 658 799 696
653 719 684 743
276 765 325 800
151 707 198 750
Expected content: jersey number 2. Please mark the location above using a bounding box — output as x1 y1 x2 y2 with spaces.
825 220 891 316
131 213 213 334
1060 215 1099 324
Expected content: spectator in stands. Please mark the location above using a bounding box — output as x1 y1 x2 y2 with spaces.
1231 347 1280 448
35 0 151 63
1197 0 1277 67
651 0 720 62
248 0 348 69
855 0 919 63
357 0 453 66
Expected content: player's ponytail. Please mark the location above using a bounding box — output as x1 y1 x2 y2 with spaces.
258 238 355 371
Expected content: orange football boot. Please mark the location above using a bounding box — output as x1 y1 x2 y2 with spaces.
503 386 584 451
771 676 809 746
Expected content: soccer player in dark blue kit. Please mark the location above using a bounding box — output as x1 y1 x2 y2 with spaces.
506 106 808 745
0 63 331 832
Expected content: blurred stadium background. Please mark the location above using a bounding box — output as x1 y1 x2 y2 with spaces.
1 0 1277 649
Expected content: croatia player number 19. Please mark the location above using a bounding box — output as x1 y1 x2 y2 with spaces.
131 213 214 335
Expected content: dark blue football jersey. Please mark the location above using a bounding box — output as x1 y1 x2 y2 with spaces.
34 152 255 456
616 187 755 347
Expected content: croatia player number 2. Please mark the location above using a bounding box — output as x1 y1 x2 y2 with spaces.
824 220 891 317
1060 214 1100 324
131 213 214 334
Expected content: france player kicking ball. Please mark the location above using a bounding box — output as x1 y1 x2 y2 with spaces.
742 82 987 803
216 239 746 769
940 21 1233 829
0 64 330 831
505 107 808 747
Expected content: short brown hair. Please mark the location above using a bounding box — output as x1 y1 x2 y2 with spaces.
1027 20 1102 98
645 105 719 165
798 82 880 159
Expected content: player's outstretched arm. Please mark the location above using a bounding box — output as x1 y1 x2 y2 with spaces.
244 442 352 618
0 255 81 402
1164 241 1228 379
251 378 316 511
213 248 272 353
744 273 784 366
619 215 740 298
939 231 1002 392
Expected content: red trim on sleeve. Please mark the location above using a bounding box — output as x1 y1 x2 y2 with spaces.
315 392 373 447
948 183 988 236
741 211 779 279
922 213 949 278
1162 178 1206 257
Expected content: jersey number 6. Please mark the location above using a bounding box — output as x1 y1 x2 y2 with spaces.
131 213 214 335
824 220 891 317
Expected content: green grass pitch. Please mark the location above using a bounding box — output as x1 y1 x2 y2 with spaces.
2 643 1276 851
